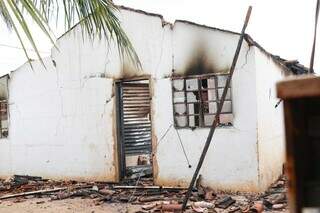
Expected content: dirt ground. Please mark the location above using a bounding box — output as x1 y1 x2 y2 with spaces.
0 197 141 213
0 197 289 213
0 175 289 213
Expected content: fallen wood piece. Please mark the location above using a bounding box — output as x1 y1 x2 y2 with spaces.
14 175 43 181
51 191 72 200
139 195 164 202
51 189 92 200
0 184 93 200
132 190 166 196
113 185 185 190
98 189 115 196
0 187 67 200
216 196 236 209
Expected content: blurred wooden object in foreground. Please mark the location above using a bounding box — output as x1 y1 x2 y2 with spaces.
277 75 320 213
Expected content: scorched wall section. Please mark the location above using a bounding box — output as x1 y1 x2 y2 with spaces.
153 21 260 192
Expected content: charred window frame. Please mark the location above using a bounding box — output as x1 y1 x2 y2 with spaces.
0 75 9 138
172 74 233 128
0 100 8 138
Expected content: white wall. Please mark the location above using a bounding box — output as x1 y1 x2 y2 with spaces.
254 48 287 190
0 8 173 182
0 7 285 192
0 58 117 181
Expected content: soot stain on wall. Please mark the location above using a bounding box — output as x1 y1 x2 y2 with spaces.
173 44 229 77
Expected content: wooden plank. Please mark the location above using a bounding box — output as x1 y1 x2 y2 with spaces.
0 185 93 200
277 75 320 99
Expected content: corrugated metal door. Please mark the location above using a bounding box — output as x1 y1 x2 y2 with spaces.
116 80 152 178
120 82 152 155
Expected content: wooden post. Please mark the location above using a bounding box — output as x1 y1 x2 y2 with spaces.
309 0 320 73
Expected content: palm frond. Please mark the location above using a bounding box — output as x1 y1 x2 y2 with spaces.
0 0 141 69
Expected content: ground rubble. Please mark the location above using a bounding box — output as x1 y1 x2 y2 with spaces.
0 175 288 212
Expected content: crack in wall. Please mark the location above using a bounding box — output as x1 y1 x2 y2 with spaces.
239 46 251 70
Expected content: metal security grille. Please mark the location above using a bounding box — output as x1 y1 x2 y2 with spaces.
172 74 233 128
0 100 8 138
119 82 152 156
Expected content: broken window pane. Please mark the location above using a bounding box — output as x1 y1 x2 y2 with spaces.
187 91 199 103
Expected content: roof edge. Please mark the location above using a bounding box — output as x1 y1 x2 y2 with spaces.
245 34 309 75
174 19 240 36
42 5 309 76
118 5 164 20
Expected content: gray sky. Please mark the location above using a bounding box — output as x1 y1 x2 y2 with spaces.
0 0 319 75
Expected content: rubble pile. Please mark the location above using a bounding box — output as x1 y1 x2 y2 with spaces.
0 175 288 212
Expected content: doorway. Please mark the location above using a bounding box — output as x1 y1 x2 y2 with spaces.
115 79 153 180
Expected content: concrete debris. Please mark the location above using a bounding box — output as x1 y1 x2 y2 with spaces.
0 175 288 212
193 201 215 209
192 201 215 212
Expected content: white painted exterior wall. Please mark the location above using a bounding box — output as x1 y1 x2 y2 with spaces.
0 7 287 192
254 48 288 190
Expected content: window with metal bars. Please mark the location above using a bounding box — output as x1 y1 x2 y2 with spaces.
172 74 233 128
0 100 8 138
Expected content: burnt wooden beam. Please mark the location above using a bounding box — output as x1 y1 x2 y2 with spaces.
181 6 253 211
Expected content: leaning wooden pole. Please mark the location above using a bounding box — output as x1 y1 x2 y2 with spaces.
181 6 252 211
309 0 320 73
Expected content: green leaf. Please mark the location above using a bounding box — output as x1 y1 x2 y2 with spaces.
0 0 141 70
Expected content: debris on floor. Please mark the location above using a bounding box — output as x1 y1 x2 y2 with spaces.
0 175 288 212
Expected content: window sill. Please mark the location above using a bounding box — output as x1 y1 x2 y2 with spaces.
175 124 234 130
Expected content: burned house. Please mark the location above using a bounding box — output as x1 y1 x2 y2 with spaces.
0 6 308 192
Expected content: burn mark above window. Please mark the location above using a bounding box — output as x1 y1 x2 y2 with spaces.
172 74 233 128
